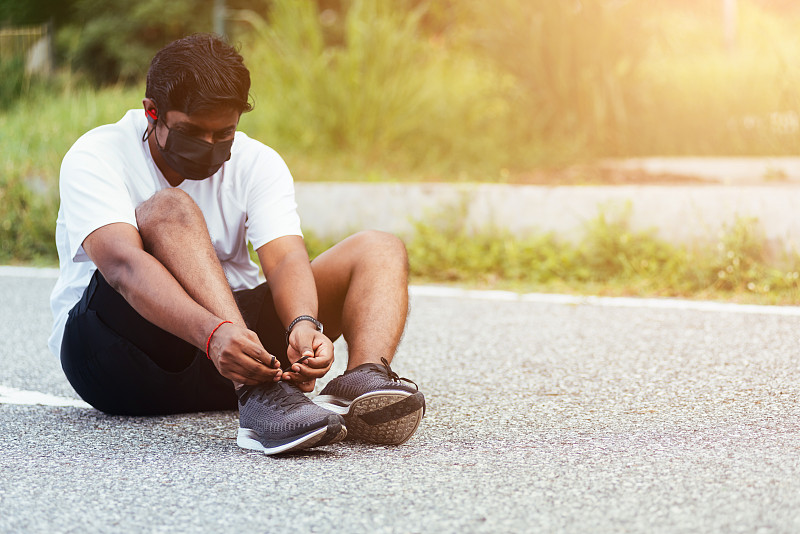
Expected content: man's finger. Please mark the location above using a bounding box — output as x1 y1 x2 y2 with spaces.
291 353 312 368
297 354 330 370
297 347 313 362
223 354 281 382
299 341 333 370
283 365 327 380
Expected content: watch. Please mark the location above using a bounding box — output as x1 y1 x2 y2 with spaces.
285 315 323 345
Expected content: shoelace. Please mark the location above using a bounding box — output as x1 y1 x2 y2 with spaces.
379 357 419 391
239 382 310 411
281 354 311 373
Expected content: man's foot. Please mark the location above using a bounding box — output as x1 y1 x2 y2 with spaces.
314 358 425 445
237 381 346 455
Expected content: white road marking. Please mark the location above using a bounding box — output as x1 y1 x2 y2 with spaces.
409 286 800 316
0 385 91 408
3 265 800 316
0 265 59 278
1 265 798 411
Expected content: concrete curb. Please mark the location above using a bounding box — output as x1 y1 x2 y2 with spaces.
607 156 800 184
295 182 800 250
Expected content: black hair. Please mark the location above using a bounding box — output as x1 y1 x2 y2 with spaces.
145 33 253 116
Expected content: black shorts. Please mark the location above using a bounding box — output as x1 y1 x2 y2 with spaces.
60 270 289 416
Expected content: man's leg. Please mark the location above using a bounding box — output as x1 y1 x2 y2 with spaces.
60 190 247 416
136 188 346 453
311 230 410 368
60 269 238 415
135 188 246 328
311 231 424 445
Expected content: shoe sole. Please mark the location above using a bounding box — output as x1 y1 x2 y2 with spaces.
237 415 346 455
315 390 425 445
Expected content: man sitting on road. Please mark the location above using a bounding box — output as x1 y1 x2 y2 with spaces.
48 33 425 455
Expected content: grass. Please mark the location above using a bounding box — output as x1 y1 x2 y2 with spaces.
235 0 509 180
0 80 143 263
234 0 800 173
4 0 800 304
627 1 800 157
301 213 800 307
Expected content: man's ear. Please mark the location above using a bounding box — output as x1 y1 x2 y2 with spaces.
142 98 158 123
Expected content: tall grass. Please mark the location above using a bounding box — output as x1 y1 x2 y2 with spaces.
5 0 800 303
461 0 800 162
462 0 649 165
0 82 142 262
231 0 800 171
403 211 800 305
234 0 510 179
628 1 800 156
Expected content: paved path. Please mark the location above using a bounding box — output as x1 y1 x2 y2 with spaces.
2 269 800 533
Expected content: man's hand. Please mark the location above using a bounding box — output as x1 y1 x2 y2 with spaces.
207 322 282 385
282 323 334 392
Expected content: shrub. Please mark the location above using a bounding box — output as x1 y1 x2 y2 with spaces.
460 0 649 164
405 205 800 303
0 174 58 263
235 0 511 177
0 57 26 110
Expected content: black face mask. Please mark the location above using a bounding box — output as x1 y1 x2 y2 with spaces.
153 121 234 181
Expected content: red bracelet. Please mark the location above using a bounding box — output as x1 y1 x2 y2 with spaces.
206 320 232 359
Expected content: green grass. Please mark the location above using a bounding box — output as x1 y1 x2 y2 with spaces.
235 0 509 180
5 0 800 304
0 80 143 262
627 1 800 157
233 0 800 171
299 213 800 307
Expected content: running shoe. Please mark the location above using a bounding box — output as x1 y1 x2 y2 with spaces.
237 381 346 455
314 358 425 445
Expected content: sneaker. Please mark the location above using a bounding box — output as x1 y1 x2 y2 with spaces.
314 358 425 445
236 381 347 455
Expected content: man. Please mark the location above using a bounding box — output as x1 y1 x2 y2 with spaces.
49 34 425 455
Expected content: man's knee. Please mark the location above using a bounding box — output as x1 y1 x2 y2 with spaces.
351 230 408 272
136 188 204 232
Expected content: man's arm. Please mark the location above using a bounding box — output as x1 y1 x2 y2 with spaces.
83 222 279 385
257 235 334 391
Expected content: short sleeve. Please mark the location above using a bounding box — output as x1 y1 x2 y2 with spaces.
241 140 303 250
59 140 138 262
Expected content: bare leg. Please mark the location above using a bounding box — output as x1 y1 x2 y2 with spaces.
311 231 409 369
135 188 245 327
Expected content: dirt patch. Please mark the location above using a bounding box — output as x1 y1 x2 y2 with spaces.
509 165 715 186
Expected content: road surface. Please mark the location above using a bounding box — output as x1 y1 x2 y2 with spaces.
1 267 799 533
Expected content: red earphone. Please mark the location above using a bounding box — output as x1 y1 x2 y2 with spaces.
146 109 158 122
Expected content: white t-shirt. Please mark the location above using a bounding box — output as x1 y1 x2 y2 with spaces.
49 109 303 357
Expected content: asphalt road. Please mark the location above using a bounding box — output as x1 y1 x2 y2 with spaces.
2 268 800 533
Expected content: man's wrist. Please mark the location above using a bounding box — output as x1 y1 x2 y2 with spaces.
285 315 323 345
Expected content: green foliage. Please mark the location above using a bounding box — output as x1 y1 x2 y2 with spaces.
406 208 800 304
55 0 217 85
0 0 73 25
232 0 800 171
0 57 26 110
236 0 510 177
703 218 797 295
462 0 649 163
0 174 57 262
0 82 143 262
626 1 800 157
